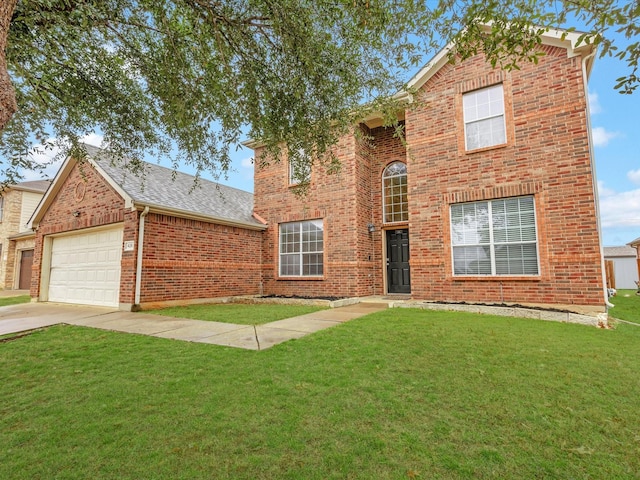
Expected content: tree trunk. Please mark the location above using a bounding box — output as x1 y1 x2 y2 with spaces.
0 0 18 132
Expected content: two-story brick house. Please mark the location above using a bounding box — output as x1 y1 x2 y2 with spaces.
27 28 606 316
249 29 606 313
0 180 50 290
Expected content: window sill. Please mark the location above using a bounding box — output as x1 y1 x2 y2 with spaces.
277 276 325 281
287 181 310 188
451 275 541 282
464 142 508 155
382 221 409 228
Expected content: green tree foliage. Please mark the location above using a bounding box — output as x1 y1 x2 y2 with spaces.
1 0 638 183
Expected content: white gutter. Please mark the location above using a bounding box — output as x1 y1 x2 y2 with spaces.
131 202 266 231
134 206 150 306
581 50 613 308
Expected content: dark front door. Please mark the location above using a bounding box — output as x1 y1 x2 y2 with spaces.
18 249 34 290
386 229 410 294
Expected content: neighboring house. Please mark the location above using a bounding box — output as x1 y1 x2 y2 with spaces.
29 146 265 309
249 28 605 313
28 28 606 315
0 180 51 290
603 246 639 289
627 236 640 286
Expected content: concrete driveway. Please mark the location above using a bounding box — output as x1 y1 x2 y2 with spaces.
0 301 388 350
0 302 120 336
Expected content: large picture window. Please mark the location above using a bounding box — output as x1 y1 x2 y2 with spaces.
279 220 324 277
382 162 408 223
451 196 539 276
463 84 506 150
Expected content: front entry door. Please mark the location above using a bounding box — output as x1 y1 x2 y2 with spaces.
18 249 34 290
386 229 410 294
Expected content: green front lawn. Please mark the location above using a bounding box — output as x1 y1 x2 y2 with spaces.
608 289 640 323
0 295 31 307
1 309 639 479
146 302 327 325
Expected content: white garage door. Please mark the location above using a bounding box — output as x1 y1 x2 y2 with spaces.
48 226 124 307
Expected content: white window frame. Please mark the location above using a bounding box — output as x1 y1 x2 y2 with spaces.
463 84 506 151
382 161 408 224
279 220 324 277
450 196 540 276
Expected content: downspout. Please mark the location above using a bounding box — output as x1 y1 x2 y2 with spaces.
581 50 613 309
134 206 150 308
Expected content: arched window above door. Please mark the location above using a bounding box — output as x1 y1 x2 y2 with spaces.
382 162 408 223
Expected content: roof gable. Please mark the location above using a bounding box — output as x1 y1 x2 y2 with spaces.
404 27 596 95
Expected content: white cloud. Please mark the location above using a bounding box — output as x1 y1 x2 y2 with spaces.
79 133 103 148
591 127 619 147
598 182 640 228
597 180 616 197
627 169 640 186
20 134 104 181
240 156 253 169
589 90 602 114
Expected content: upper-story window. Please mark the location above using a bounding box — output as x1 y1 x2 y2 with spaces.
382 162 408 223
450 196 539 276
463 84 506 151
0 196 4 222
289 150 311 185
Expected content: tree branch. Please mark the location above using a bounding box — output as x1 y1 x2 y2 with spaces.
0 0 18 131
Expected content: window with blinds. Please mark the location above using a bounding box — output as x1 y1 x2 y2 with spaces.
450 196 539 276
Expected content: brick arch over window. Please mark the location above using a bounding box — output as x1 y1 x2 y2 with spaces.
382 161 408 224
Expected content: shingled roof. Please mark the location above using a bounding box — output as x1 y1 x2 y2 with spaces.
12 180 51 193
30 145 265 230
603 246 637 257
84 146 262 228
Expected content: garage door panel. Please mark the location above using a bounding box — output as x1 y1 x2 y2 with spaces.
48 226 123 307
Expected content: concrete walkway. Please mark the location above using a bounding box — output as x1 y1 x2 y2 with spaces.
0 302 388 350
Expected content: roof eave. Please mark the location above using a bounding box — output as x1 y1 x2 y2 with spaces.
133 203 267 231
7 230 36 241
404 26 598 96
10 186 49 194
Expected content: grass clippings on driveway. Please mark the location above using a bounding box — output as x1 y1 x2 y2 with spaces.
0 295 30 307
146 302 327 325
1 308 640 479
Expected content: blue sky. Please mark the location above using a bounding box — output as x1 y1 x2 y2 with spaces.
586 50 640 246
22 31 640 248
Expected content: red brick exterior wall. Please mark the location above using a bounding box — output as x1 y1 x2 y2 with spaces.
32 160 262 308
253 126 409 299
139 214 262 304
254 134 381 298
406 46 603 307
253 46 605 309
31 161 133 301
30 45 605 311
